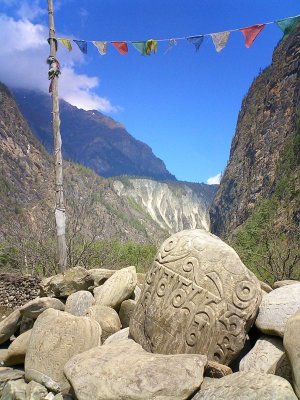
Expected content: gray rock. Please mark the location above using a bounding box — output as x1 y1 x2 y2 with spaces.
255 283 300 337
1 378 27 400
25 380 48 400
64 339 207 400
130 229 261 365
94 266 137 309
20 298 65 319
192 372 297 399
65 291 94 316
284 308 300 397
4 330 31 367
0 310 22 345
205 360 232 378
3 329 32 366
239 336 289 375
25 308 101 393
19 316 35 334
273 280 300 289
260 281 273 293
0 349 8 365
119 299 136 328
103 327 130 345
86 305 121 341
39 267 94 298
87 269 115 287
0 367 25 383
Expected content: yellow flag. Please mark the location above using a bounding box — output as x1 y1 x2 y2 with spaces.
58 38 72 51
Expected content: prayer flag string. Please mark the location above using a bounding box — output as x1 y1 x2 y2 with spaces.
52 14 300 56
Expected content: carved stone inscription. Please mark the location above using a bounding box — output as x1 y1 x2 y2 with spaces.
130 229 262 365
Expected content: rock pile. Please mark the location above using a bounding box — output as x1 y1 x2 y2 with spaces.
0 229 299 400
0 274 40 310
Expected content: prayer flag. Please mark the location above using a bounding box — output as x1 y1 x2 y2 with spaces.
240 24 266 48
73 40 88 54
187 36 204 51
58 38 72 51
211 31 230 52
165 38 177 54
145 39 158 55
276 16 300 36
111 41 128 55
132 41 147 55
92 41 107 55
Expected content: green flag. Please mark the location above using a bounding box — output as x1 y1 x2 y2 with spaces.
131 41 147 55
276 16 300 36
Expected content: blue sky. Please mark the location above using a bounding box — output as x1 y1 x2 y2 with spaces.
0 1 299 184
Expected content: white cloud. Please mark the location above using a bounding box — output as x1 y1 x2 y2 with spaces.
16 0 46 21
0 13 116 113
207 172 221 185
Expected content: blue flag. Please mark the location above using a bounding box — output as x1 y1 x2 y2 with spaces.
187 36 204 51
73 40 88 54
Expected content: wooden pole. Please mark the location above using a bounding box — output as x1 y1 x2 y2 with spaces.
47 0 67 272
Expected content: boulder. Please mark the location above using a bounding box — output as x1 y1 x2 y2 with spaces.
87 269 115 287
94 266 137 309
26 380 48 400
260 281 273 293
0 310 22 345
192 372 297 399
86 305 121 341
284 309 300 397
205 360 232 378
19 316 35 334
39 267 94 298
65 291 94 316
1 378 27 400
104 327 130 345
25 309 101 393
20 297 65 319
273 280 300 289
119 299 136 328
0 367 25 383
0 349 8 364
64 339 207 400
255 283 300 337
239 335 292 380
130 230 261 365
3 329 32 366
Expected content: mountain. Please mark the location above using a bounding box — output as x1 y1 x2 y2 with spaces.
210 25 300 282
0 82 216 273
12 88 176 181
112 177 217 233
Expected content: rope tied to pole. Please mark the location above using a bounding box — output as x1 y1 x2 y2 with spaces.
47 55 61 93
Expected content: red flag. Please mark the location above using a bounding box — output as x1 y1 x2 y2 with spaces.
111 41 128 55
240 24 266 48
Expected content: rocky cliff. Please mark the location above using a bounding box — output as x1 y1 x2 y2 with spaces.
12 88 176 181
113 178 217 233
0 83 216 273
210 25 300 238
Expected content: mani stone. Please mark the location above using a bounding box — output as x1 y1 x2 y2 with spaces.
3 329 32 366
86 305 121 341
64 339 207 400
239 335 291 380
39 266 94 298
130 229 262 365
119 299 136 328
255 283 300 337
65 291 94 316
94 266 137 309
0 310 22 345
284 308 300 397
192 372 297 399
25 308 101 393
20 297 65 319
104 327 130 345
